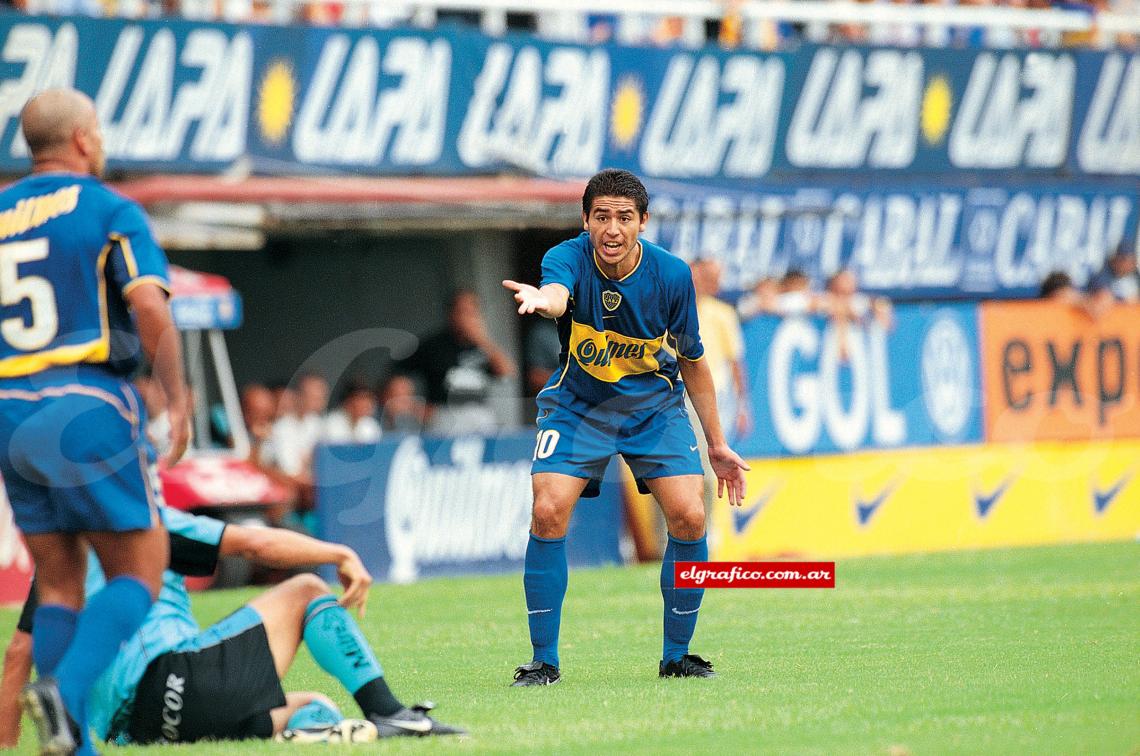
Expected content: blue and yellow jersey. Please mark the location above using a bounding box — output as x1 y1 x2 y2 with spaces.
0 173 168 378
539 232 703 412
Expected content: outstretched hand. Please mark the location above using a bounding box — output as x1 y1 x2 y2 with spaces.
708 443 750 507
503 280 552 316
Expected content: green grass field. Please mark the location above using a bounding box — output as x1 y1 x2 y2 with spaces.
3 542 1138 754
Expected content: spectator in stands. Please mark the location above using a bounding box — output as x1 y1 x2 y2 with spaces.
397 289 516 436
822 270 893 362
736 277 781 319
523 319 562 397
1039 270 1082 304
690 259 751 444
377 374 426 434
1089 244 1140 302
778 269 820 315
323 379 382 443
241 383 301 522
822 269 893 327
296 371 330 454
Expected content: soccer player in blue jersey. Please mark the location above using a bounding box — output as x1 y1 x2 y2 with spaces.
0 508 464 746
503 169 749 685
0 89 189 755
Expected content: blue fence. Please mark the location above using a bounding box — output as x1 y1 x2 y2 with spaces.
1 16 1138 180
313 433 623 582
734 303 984 458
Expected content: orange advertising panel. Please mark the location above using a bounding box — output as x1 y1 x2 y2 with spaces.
980 302 1140 442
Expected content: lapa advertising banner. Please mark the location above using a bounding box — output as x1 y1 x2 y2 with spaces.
713 439 1140 560
979 301 1140 444
1 16 1138 180
734 304 983 459
644 179 1140 298
313 433 623 583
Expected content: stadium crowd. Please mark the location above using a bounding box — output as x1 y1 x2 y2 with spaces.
5 0 1137 50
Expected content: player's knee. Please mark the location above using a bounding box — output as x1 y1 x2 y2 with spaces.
282 572 331 603
667 507 706 541
530 497 570 539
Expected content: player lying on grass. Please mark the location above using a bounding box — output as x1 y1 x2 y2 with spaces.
0 507 464 747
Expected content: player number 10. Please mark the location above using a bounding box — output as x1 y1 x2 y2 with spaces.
533 429 560 460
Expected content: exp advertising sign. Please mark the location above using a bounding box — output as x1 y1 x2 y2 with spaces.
735 303 982 459
979 301 1140 443
313 433 623 583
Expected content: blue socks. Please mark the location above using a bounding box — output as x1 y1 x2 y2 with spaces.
523 533 567 668
54 576 152 743
302 595 402 717
286 699 343 730
660 533 707 664
31 604 78 675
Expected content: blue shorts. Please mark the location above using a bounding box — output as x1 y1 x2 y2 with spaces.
532 387 703 496
0 368 159 535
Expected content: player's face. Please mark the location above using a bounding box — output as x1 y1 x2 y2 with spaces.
584 196 647 270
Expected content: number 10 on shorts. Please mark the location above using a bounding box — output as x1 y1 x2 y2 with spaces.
533 429 560 460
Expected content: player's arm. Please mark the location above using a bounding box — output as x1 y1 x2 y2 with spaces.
0 629 32 747
127 282 189 466
678 355 749 507
502 280 569 319
219 524 372 615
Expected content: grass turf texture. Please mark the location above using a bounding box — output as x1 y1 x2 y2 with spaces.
1 542 1137 755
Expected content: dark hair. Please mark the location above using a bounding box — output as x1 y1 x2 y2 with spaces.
781 269 809 286
582 169 649 216
1039 270 1073 298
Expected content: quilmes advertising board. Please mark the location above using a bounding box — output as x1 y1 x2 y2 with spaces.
1 17 1137 180
313 433 622 583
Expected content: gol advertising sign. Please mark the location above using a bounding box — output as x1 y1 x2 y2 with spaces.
980 302 1140 442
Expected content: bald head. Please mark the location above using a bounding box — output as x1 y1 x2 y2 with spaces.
20 89 105 176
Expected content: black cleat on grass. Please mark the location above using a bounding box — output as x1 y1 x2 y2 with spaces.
659 654 717 679
511 661 561 687
369 702 467 738
20 676 80 756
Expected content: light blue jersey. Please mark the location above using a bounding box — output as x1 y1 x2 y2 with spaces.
85 508 225 741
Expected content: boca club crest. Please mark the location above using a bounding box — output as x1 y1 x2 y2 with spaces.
602 290 622 312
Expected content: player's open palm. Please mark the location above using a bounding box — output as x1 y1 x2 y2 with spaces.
708 443 749 508
503 279 550 316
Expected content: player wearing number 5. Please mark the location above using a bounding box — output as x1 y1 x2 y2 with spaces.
503 169 749 686
0 89 188 755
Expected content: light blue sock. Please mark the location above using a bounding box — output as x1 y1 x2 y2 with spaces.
286 699 343 730
31 604 78 676
661 534 707 664
523 533 567 668
302 595 384 694
55 576 152 747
